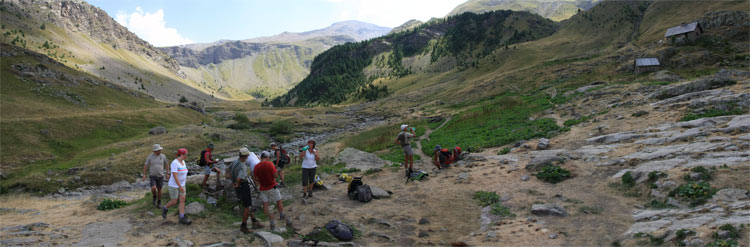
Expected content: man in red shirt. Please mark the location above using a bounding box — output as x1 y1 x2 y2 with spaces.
254 151 285 231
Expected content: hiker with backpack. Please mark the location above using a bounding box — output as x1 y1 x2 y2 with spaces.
301 140 319 199
143 144 169 208
395 124 416 177
254 151 287 231
161 148 192 225
432 145 462 169
270 143 289 188
200 143 222 188
229 148 264 233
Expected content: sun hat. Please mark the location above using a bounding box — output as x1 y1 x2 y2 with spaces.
153 144 163 151
401 124 408 130
239 147 250 156
177 148 188 156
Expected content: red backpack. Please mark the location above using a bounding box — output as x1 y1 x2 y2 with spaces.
452 146 462 161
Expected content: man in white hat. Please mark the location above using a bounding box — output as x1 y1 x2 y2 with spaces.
143 144 169 208
395 124 416 177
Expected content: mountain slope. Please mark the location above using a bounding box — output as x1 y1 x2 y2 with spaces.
160 21 391 99
268 10 557 106
0 0 216 103
447 0 600 21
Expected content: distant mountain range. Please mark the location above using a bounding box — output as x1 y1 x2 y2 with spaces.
159 21 391 99
447 0 600 21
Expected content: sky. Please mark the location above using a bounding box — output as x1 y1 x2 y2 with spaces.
87 0 467 47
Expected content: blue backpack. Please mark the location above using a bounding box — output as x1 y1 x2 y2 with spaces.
325 220 353 241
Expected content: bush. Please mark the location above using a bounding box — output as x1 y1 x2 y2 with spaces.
622 171 636 187
670 181 716 206
647 171 666 183
712 224 740 240
674 229 696 245
684 166 713 181
473 191 500 206
270 120 293 136
707 239 739 247
179 96 188 103
563 115 591 127
233 113 250 123
97 199 127 211
648 199 675 209
680 105 745 122
490 202 515 218
498 147 511 155
536 165 571 184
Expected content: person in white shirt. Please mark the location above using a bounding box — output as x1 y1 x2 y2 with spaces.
301 140 319 199
161 148 192 225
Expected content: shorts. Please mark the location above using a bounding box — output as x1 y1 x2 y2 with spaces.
275 161 286 170
235 181 253 208
149 175 164 189
302 168 316 186
168 186 186 199
202 165 217 175
402 145 414 156
259 188 281 203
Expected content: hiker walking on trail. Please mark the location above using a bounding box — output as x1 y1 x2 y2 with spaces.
301 140 319 198
270 143 288 188
143 144 169 208
200 143 222 188
254 152 286 231
162 148 192 225
396 124 416 177
230 148 264 233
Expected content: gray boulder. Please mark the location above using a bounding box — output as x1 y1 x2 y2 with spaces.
185 202 204 215
335 148 389 171
713 188 748 202
537 138 550 150
148 126 167 135
370 186 391 199
652 77 736 100
525 156 565 171
170 237 194 247
255 231 283 247
531 204 567 217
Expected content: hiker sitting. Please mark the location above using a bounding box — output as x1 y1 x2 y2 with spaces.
432 145 454 169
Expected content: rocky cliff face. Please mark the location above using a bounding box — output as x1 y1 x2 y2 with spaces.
162 41 313 69
8 0 182 75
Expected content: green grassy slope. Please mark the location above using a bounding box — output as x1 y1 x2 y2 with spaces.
447 0 600 21
0 44 209 193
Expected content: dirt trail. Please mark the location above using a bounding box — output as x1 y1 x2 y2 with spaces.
414 116 452 165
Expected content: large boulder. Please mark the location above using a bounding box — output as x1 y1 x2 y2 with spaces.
369 186 391 199
148 126 167 135
531 204 567 217
255 231 283 247
652 77 736 100
335 148 389 171
185 202 204 215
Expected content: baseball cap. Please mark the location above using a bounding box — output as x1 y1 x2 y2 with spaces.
401 124 408 130
177 148 188 156
260 151 271 159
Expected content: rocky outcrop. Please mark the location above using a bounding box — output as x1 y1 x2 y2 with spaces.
650 77 736 100
335 148 390 171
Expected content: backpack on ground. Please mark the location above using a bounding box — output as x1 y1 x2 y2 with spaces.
356 184 373 203
325 220 354 241
348 177 363 200
409 171 429 181
278 148 290 165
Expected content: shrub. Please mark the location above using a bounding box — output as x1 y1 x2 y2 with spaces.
498 147 511 155
473 191 500 206
670 181 716 206
270 120 293 136
179 96 188 103
536 165 571 184
707 239 739 247
40 23 45 30
648 199 676 209
97 199 127 211
622 171 636 187
647 171 666 183
563 115 591 127
684 166 713 181
712 224 740 240
680 105 745 122
490 202 515 218
674 229 696 245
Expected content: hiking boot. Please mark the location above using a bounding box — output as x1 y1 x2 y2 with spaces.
155 200 162 209
179 216 192 225
405 168 410 177
270 221 276 232
152 197 157 206
240 224 250 234
308 191 313 198
302 192 308 199
161 207 168 219
278 182 286 188
251 221 264 229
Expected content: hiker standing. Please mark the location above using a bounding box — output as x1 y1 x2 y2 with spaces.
254 152 286 231
162 148 192 225
270 143 287 188
230 148 264 233
143 144 169 208
200 143 222 188
301 140 319 198
396 124 416 177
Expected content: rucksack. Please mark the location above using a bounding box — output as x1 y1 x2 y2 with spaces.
199 150 209 166
277 148 290 165
396 133 407 146
325 220 354 241
409 171 429 181
348 177 363 199
439 149 452 164
356 185 373 203
453 146 462 160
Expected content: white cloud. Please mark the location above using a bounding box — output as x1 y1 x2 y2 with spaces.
115 7 193 47
335 0 467 27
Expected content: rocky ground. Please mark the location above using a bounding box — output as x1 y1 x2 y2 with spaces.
1 71 748 246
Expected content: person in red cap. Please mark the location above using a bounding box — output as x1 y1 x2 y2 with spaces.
162 148 192 225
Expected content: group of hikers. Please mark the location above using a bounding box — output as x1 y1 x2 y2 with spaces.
142 140 320 233
141 123 455 234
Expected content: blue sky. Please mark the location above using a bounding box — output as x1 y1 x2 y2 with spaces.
87 0 467 46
